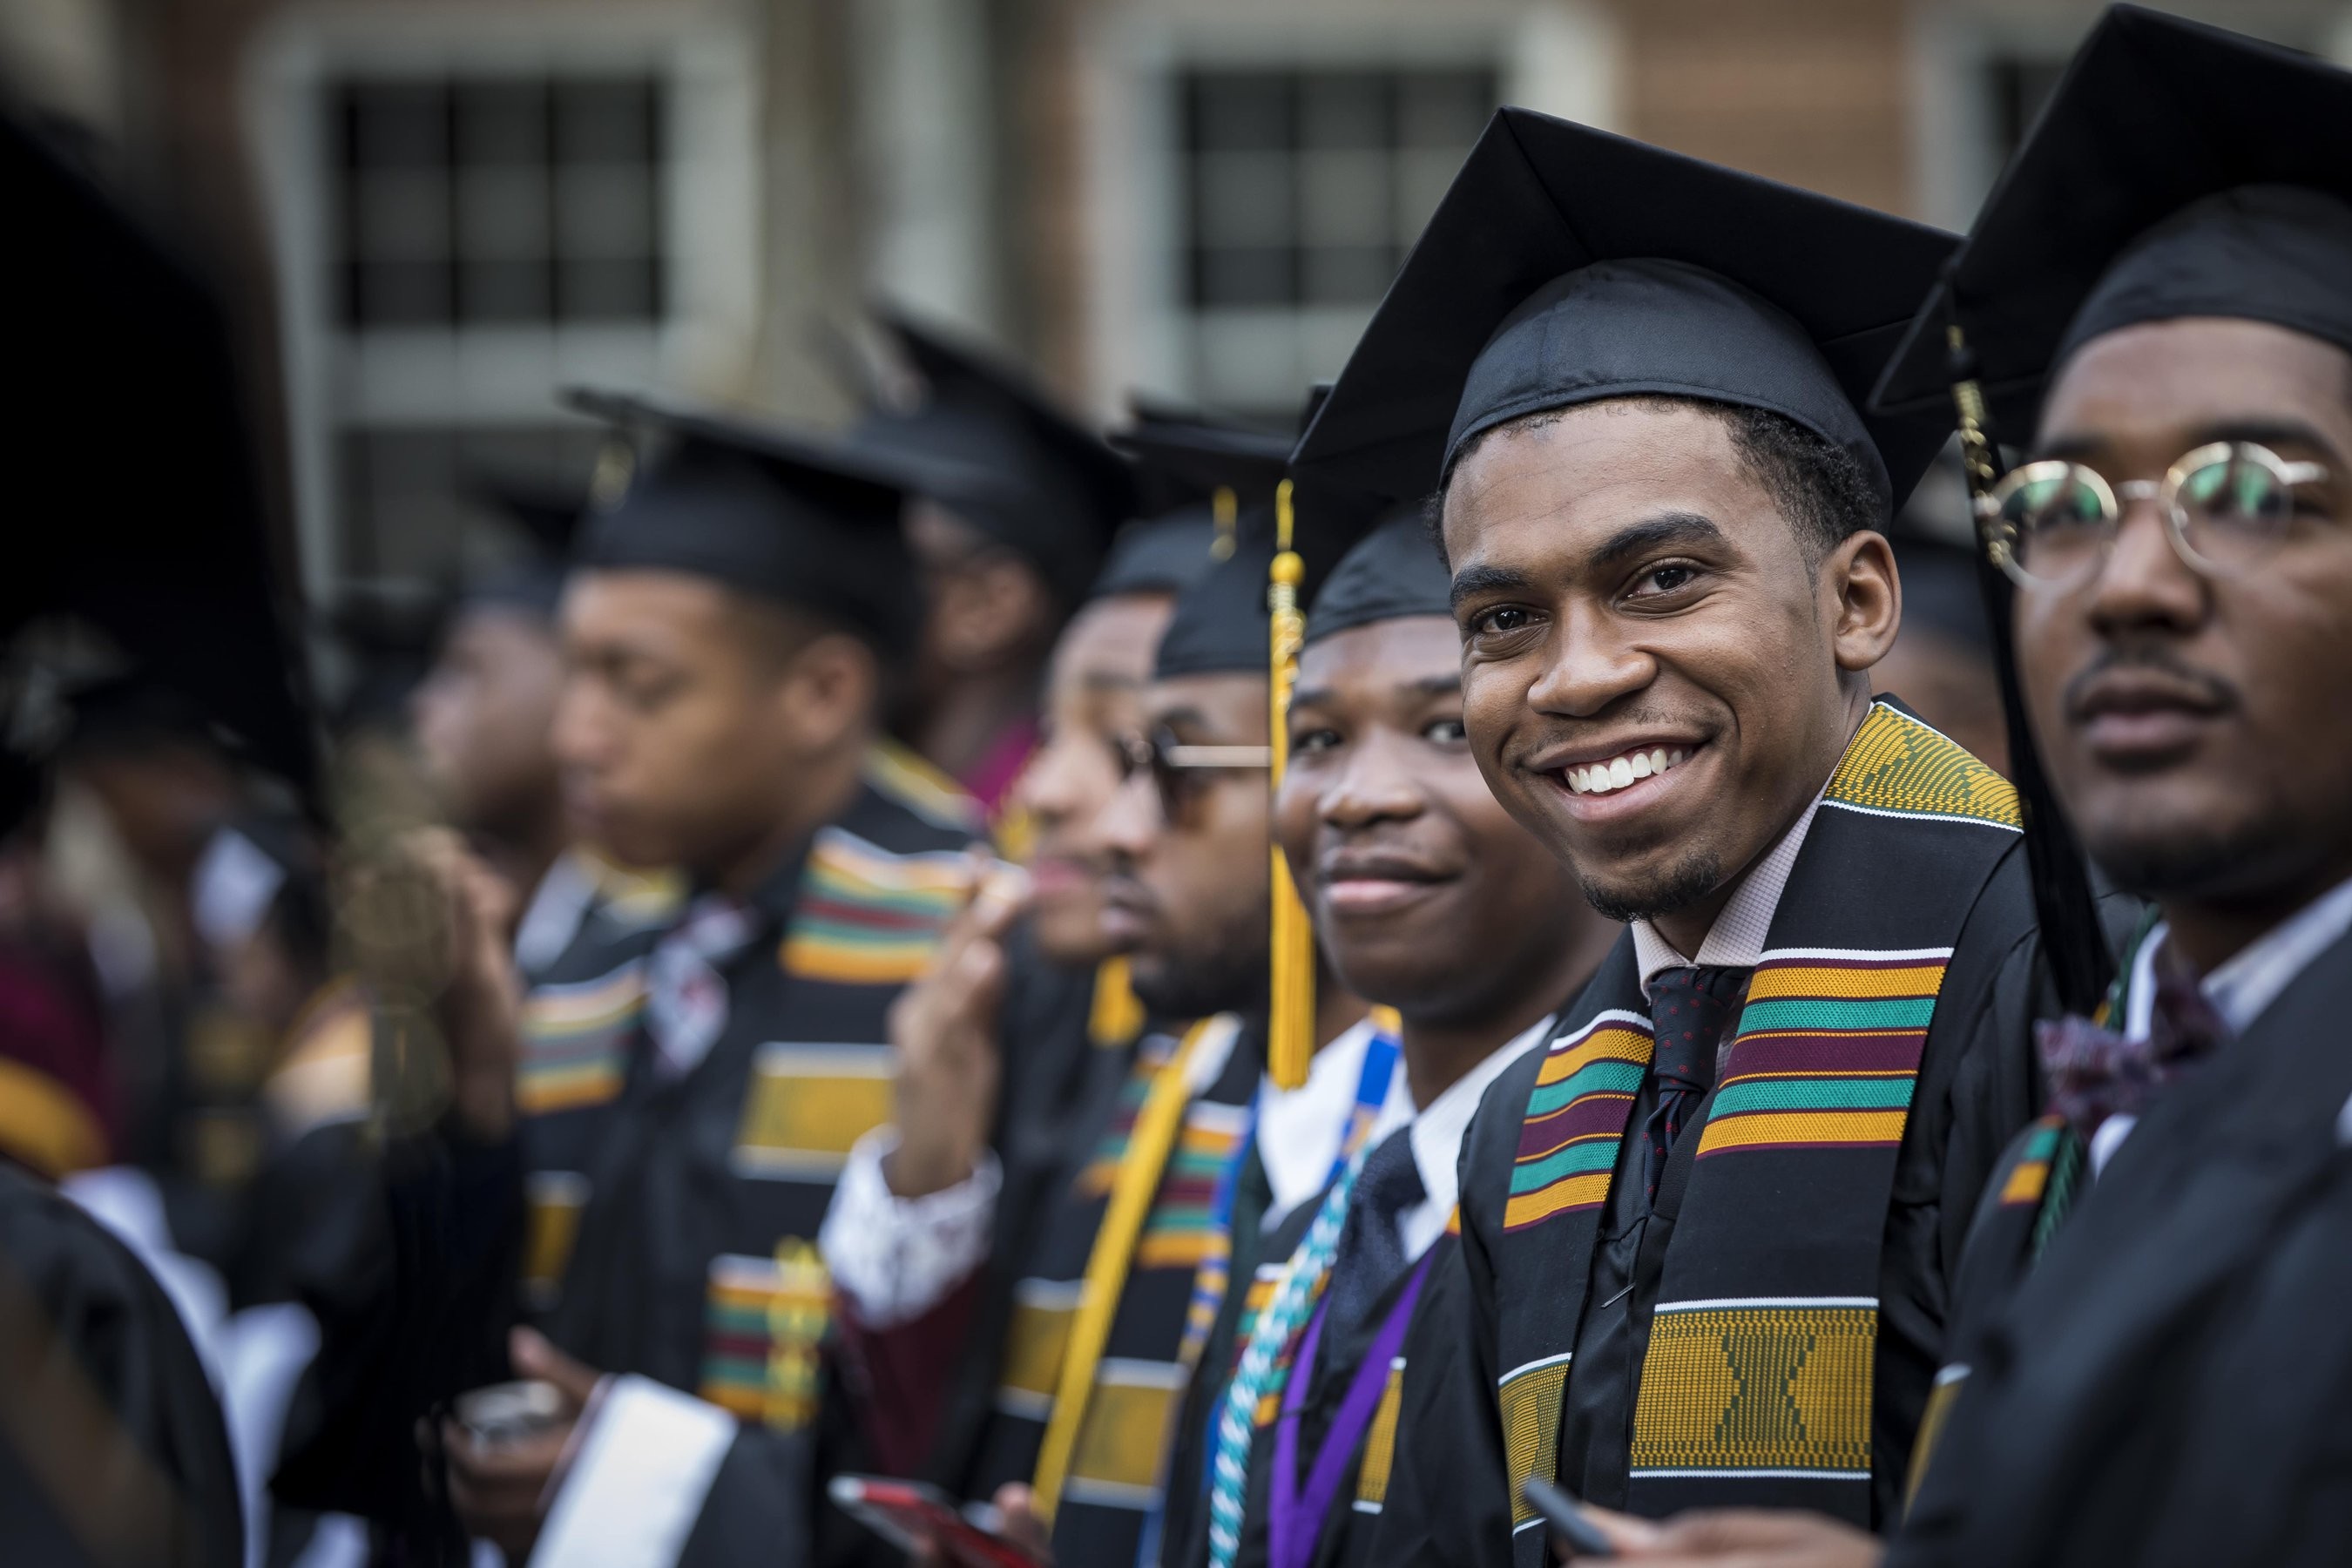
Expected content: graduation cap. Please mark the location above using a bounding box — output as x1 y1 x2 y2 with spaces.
1099 407 1295 597
1866 6 2352 1015
856 308 1138 605
1873 5 2352 436
1290 106 1958 518
1303 508 1451 648
3 112 316 801
564 388 921 655
457 471 590 619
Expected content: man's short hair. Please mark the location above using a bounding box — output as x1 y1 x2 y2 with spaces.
1437 395 1883 567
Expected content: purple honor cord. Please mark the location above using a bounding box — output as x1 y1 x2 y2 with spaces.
1267 1249 1435 1568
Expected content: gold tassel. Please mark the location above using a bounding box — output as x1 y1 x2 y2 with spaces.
1946 323 2011 573
1267 478 1315 1090
1212 484 1238 560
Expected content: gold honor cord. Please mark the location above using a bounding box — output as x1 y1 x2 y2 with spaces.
1030 1017 1219 1524
1267 478 1315 1091
1212 485 1239 560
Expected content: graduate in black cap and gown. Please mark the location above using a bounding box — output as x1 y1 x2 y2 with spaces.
1284 109 2063 1567
1170 510 1619 1568
855 310 1138 837
814 414 1262 1485
1587 13 2352 1567
412 478 684 981
275 392 985 1567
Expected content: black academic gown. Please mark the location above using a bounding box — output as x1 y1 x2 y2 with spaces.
276 758 981 1565
1372 703 2048 1568
1185 1184 1462 1568
903 939 1146 1496
1895 923 2352 1568
942 1015 1260 1568
0 1164 243 1568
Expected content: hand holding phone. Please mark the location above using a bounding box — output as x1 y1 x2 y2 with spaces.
830 1474 1044 1568
1520 1477 1618 1559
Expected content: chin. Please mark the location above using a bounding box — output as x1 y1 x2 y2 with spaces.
1031 903 1118 970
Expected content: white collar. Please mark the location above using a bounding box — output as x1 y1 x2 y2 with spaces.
1399 1014 1554 1261
1630 790 1825 997
1255 1017 1416 1230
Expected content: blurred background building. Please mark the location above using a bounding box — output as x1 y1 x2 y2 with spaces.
5 0 2348 624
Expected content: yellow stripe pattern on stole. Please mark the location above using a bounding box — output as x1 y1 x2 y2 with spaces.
997 1279 1083 1421
1629 1301 1876 1478
1030 1018 1217 1524
1065 1358 1192 1507
1352 1356 1408 1511
730 1043 896 1180
1498 1352 1575 1526
1822 702 2021 829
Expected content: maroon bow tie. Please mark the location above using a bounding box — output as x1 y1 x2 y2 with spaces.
2036 943 2230 1147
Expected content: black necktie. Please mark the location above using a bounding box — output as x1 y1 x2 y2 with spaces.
1323 1127 1426 1336
1641 965 1750 1202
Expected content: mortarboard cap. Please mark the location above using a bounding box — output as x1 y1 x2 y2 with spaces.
1874 7 2352 438
458 472 588 620
6 112 316 800
564 389 919 655
1291 108 1958 518
1303 508 1452 647
1089 511 1222 601
857 308 1137 605
1110 408 1295 587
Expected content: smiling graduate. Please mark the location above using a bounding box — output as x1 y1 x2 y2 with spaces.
1288 110 2076 1565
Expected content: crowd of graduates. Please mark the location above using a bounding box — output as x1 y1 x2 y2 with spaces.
7 6 2352 1567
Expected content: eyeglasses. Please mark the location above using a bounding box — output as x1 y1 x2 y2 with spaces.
1111 727 1271 822
1980 440 2328 590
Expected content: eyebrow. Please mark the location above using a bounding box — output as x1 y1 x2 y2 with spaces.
1080 671 1141 693
1288 670 1460 715
1448 513 1731 612
2038 417 2344 464
1589 511 1732 574
1449 562 1533 612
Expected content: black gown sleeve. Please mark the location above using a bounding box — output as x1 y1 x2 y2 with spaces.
0 1166 244 1568
271 1122 524 1547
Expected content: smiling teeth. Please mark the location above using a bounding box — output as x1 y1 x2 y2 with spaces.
1565 747 1688 794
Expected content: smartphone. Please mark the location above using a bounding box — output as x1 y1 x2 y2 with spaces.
1520 1477 1617 1559
829 1475 1042 1568
453 1380 566 1449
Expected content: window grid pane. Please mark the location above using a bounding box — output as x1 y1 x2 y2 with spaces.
331 72 666 329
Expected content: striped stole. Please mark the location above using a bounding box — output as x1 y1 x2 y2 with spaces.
1497 703 2020 1540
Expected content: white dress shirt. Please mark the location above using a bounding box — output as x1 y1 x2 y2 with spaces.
1628 792 1825 998
1397 1015 1554 1261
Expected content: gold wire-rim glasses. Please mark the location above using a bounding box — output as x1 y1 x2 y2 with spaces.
1977 439 2328 589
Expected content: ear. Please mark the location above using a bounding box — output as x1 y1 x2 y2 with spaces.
777 632 879 752
1823 529 1902 675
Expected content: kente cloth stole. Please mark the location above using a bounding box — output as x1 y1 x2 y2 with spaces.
1031 1017 1238 1524
1495 703 2019 1538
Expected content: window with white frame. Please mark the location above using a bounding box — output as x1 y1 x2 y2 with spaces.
1174 64 1496 420
335 75 666 330
321 71 667 582
254 25 756 603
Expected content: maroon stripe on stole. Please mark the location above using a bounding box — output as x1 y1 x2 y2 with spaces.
1719 1031 1927 1079
1514 1092 1638 1161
